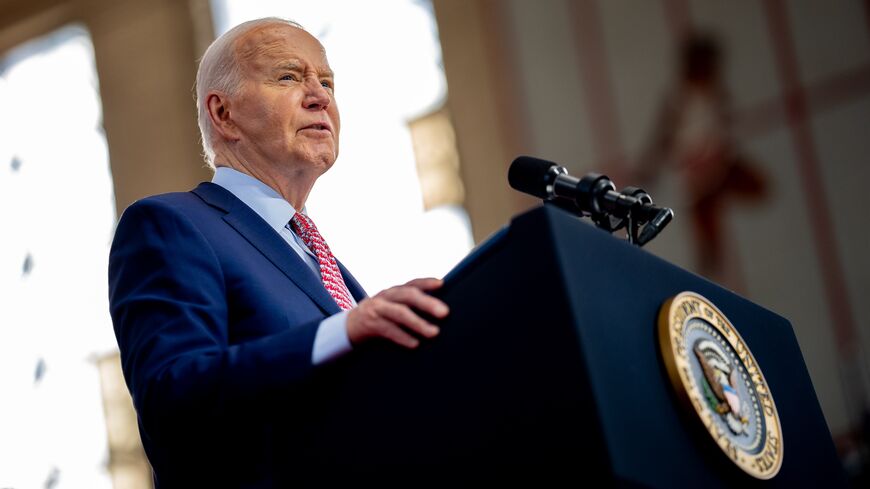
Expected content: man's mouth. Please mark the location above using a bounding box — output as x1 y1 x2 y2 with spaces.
301 122 331 133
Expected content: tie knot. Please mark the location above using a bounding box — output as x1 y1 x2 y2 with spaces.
289 212 316 237
288 212 329 259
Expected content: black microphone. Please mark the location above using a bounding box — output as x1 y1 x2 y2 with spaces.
507 156 563 200
508 155 674 245
509 156 622 217
637 207 674 246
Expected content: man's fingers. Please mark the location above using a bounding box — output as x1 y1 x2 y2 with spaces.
381 323 421 349
379 302 440 338
404 277 443 291
347 278 450 349
381 283 449 318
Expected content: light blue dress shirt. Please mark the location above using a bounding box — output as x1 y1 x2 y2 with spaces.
212 167 354 365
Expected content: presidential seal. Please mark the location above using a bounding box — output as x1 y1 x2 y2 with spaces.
658 292 783 479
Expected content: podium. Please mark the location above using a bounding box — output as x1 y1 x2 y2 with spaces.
305 205 845 487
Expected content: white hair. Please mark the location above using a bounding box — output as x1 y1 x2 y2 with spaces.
195 17 304 169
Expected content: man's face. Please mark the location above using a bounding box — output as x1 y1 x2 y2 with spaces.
229 24 340 175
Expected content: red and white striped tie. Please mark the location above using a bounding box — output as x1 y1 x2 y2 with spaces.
288 213 354 310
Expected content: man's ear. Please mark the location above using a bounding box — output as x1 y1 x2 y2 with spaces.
206 92 240 141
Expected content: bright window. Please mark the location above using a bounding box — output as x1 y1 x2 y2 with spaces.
0 25 115 489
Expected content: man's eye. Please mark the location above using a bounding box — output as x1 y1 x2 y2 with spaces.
280 74 297 81
321 81 333 90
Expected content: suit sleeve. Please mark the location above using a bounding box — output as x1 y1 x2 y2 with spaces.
108 199 321 438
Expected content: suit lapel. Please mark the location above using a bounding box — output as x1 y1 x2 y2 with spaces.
192 182 342 316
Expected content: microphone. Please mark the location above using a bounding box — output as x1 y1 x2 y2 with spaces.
637 207 674 246
507 156 563 200
508 156 631 218
508 155 673 245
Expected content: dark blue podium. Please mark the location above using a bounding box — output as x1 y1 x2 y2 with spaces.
304 204 844 487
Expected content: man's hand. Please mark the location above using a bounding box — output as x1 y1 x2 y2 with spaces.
346 278 449 348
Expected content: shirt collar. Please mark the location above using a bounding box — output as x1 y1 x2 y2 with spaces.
211 167 302 235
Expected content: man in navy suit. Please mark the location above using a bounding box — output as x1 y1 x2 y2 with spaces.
108 17 449 487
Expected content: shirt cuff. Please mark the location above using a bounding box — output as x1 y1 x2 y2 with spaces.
311 310 353 365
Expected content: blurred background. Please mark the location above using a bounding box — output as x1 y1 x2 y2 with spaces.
0 0 867 487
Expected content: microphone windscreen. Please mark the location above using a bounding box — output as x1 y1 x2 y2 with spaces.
508 156 558 199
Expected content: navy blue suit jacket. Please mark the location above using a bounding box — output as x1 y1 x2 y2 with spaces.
108 182 366 488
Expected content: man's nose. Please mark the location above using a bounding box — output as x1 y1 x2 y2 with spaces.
303 78 330 110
